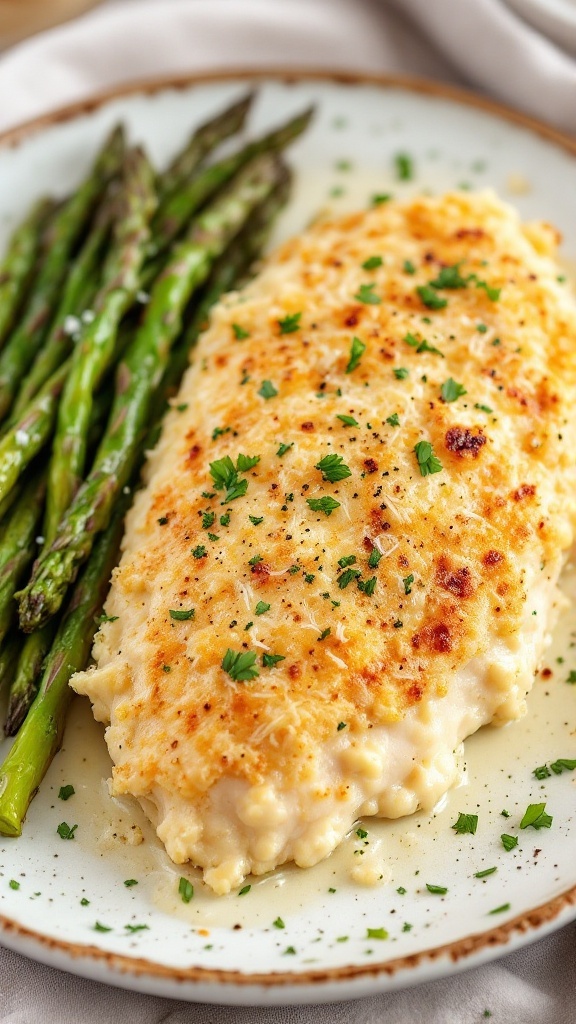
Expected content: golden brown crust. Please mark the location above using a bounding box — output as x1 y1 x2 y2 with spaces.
76 190 576 800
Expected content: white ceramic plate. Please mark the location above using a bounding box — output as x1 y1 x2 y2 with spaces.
0 72 575 1006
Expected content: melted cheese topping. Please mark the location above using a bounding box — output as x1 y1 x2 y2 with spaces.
72 190 576 893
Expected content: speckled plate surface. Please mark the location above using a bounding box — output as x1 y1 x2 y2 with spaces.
0 72 575 1006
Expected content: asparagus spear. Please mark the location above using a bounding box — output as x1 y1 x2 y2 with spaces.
17 152 285 632
9 185 116 420
5 384 113 736
0 472 45 648
0 125 125 422
43 146 156 543
0 359 69 507
147 106 313 269
0 498 128 836
0 198 54 350
157 91 253 202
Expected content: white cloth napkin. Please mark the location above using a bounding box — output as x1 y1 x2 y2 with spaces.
0 2 575 1021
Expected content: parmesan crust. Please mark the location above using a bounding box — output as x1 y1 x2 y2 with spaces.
72 190 576 893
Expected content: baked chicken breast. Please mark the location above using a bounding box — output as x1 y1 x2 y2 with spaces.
73 190 576 893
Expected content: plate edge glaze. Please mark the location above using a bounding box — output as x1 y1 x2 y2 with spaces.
1 67 576 998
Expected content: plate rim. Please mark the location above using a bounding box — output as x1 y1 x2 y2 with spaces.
1 65 576 996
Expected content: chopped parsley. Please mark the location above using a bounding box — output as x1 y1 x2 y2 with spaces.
346 335 366 373
429 263 468 289
386 413 400 426
394 152 413 180
191 545 206 559
371 193 392 205
475 867 497 879
426 883 448 895
255 601 270 616
202 511 215 530
475 279 501 301
124 879 138 887
178 877 194 903
474 402 492 414
337 722 347 731
404 332 444 357
366 927 388 940
248 554 262 565
57 822 77 840
94 922 112 933
413 440 443 477
249 515 264 525
396 886 407 895
209 454 258 504
262 653 285 668
318 627 331 641
501 834 518 852
402 573 414 595
354 283 381 305
451 812 478 835
278 312 301 334
338 554 357 568
157 516 168 525
125 924 149 933
258 380 278 400
98 613 118 624
238 885 251 896
566 670 576 684
232 323 250 340
315 453 352 483
362 255 383 270
58 785 75 801
169 606 193 622
358 576 377 596
394 367 409 380
221 649 259 682
489 903 511 915
476 322 488 333
220 513 231 526
403 259 416 275
273 917 285 929
368 548 383 569
337 414 359 427
337 568 361 589
80 898 90 906
9 880 19 890
207 533 219 542
236 454 260 472
417 285 447 310
356 827 368 839
441 378 467 402
277 442 293 457
283 946 297 955
550 758 576 774
212 426 231 441
519 802 553 830
306 496 341 517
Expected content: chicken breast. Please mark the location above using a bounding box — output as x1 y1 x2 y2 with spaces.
72 190 576 894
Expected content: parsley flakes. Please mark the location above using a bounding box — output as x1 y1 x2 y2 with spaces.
441 378 467 402
169 608 194 621
262 653 285 668
394 367 409 380
258 380 278 400
520 802 553 830
413 440 443 476
404 332 444 357
232 323 250 340
355 282 381 305
337 414 359 427
362 255 383 270
417 285 447 310
394 152 413 180
58 785 75 801
57 822 77 840
307 496 341 517
346 336 366 373
451 812 478 835
278 312 301 334
315 453 352 482
277 442 293 457
221 649 259 682
179 877 194 903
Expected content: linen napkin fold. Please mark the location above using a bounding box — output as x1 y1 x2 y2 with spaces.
0 2 574 1022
